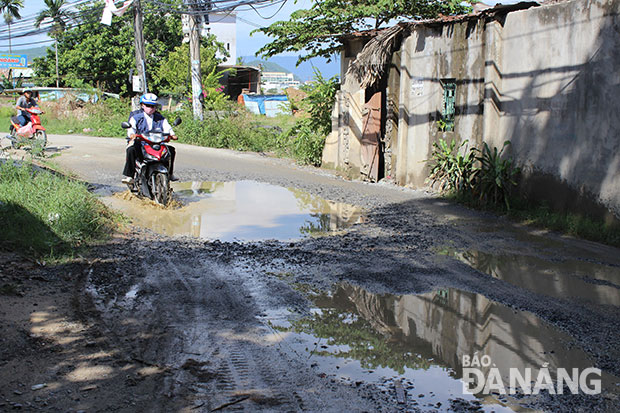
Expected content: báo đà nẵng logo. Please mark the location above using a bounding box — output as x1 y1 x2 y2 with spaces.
461 353 601 395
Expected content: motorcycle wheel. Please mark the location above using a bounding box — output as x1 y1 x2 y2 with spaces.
153 173 169 205
34 130 47 148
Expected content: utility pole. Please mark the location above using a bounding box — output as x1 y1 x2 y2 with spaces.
187 0 204 120
133 0 147 108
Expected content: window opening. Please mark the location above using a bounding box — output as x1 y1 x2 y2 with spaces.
441 79 456 132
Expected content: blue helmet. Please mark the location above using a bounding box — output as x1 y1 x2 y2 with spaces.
140 93 158 105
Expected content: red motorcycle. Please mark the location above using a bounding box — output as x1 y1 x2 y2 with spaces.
8 107 47 148
121 118 181 205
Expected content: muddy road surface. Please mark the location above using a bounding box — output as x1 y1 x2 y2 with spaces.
13 135 620 412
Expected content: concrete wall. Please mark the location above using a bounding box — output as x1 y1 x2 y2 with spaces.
325 0 620 221
395 21 486 187
496 0 620 221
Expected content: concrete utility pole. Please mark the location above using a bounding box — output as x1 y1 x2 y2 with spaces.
133 0 147 108
187 0 205 120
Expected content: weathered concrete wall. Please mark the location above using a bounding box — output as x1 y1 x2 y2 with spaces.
322 38 367 179
396 21 486 187
325 0 620 221
496 0 620 221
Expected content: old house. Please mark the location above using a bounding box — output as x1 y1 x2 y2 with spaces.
323 0 620 223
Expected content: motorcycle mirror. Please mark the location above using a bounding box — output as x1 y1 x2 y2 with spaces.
173 117 182 127
121 121 131 129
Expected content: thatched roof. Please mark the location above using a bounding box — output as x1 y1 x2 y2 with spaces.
344 2 540 89
345 24 408 90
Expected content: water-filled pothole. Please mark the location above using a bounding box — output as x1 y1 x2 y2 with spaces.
439 249 620 306
102 180 363 241
261 282 619 411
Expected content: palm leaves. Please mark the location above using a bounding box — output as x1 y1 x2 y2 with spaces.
1 0 24 52
34 0 72 35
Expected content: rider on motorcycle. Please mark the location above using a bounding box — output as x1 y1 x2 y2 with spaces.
122 93 178 184
15 88 39 126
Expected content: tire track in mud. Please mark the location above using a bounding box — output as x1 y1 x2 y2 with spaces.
86 242 385 412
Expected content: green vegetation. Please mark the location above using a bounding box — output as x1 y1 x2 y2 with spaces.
0 161 116 258
0 98 129 137
508 201 620 248
427 138 519 209
254 0 470 64
173 105 287 154
284 70 340 166
428 138 619 246
32 0 184 94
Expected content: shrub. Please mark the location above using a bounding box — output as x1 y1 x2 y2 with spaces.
426 138 519 210
285 69 340 166
427 139 477 193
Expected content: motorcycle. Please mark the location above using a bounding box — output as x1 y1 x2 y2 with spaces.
8 107 47 149
121 118 181 205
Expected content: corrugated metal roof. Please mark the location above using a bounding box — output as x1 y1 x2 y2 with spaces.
341 2 540 39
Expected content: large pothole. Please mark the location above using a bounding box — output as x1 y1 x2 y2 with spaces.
101 180 364 241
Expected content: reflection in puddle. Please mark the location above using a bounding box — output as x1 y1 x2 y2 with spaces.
443 249 620 306
264 283 619 411
102 181 363 241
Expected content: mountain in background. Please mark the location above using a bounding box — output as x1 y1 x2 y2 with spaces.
0 46 50 64
241 55 340 82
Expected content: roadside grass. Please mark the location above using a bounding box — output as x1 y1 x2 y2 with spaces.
1 99 312 163
0 161 117 259
0 98 128 137
448 193 620 248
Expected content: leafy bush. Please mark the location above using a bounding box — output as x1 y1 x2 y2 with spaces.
427 139 477 193
475 141 520 209
0 161 114 257
427 138 520 210
285 69 340 166
172 106 285 154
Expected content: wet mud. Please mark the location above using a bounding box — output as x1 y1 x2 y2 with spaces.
41 135 620 412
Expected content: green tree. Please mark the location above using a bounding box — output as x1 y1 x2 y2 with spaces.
35 0 73 88
32 0 183 94
0 0 23 53
254 0 470 63
152 35 227 97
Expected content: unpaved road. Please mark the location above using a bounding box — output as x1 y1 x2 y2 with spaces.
2 134 620 412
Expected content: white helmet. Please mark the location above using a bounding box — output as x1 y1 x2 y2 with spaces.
140 93 158 105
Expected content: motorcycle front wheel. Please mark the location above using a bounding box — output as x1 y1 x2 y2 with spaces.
152 173 169 206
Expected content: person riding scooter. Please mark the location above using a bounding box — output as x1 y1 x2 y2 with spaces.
122 93 178 184
15 88 39 126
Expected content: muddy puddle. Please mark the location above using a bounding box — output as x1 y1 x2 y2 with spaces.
438 249 620 307
102 180 364 241
260 282 620 412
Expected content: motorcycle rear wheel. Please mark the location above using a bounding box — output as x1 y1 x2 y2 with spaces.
34 130 47 148
153 173 169 205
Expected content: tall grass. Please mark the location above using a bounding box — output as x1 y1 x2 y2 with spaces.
0 161 115 257
171 106 295 156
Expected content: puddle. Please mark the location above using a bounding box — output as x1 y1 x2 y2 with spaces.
101 180 364 241
261 283 620 411
440 249 620 306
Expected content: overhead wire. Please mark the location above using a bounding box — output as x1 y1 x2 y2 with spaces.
1 0 293 49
